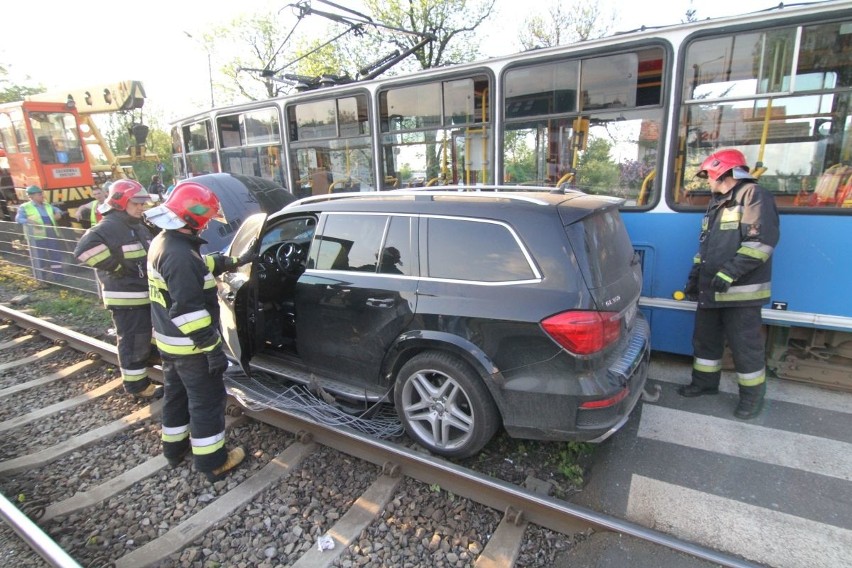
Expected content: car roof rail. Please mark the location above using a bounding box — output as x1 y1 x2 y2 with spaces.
289 186 558 207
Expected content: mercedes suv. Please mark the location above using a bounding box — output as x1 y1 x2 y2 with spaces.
218 187 650 458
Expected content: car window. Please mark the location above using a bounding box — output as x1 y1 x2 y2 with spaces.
261 217 316 250
378 216 414 276
426 217 535 282
312 214 387 272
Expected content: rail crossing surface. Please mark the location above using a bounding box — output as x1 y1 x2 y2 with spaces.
563 354 852 568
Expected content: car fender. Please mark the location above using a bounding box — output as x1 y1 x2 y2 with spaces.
382 329 509 413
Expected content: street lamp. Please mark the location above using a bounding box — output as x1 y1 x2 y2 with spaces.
184 31 215 108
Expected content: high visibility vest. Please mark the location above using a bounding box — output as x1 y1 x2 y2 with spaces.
20 201 58 240
89 200 102 225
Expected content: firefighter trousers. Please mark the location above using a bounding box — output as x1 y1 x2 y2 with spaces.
691 306 767 391
112 307 154 394
160 353 228 473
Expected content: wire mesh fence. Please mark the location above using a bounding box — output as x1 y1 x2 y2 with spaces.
0 220 99 295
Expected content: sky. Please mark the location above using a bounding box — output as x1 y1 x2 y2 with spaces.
1 0 792 123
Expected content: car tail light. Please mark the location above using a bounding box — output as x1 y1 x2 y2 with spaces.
579 386 628 409
541 310 622 355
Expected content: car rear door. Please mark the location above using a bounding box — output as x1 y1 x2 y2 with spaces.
218 212 266 372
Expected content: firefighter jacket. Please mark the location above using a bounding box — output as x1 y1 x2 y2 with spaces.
147 230 236 357
74 210 154 309
692 181 780 308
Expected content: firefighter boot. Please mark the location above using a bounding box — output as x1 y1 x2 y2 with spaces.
677 383 720 397
166 447 190 469
134 383 164 400
734 383 766 419
205 447 246 482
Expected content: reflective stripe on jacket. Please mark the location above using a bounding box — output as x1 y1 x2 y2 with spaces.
695 181 780 308
73 210 154 309
147 230 229 356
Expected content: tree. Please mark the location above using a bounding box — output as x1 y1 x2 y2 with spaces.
576 138 620 194
362 0 497 71
211 0 498 104
518 0 615 50
0 64 43 103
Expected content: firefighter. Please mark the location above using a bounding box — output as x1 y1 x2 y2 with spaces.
680 148 780 419
143 182 253 481
74 180 162 399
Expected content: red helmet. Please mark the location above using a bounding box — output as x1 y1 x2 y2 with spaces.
161 182 224 230
696 149 749 181
105 179 152 211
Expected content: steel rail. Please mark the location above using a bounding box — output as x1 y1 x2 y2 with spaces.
0 474 83 567
0 305 162 382
244 406 765 568
0 305 764 567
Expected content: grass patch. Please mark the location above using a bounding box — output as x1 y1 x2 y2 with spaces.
0 260 112 333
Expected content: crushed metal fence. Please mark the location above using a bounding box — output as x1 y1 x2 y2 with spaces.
0 220 99 295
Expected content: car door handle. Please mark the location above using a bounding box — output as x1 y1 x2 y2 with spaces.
366 297 394 308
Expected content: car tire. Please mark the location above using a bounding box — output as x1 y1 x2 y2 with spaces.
394 351 500 458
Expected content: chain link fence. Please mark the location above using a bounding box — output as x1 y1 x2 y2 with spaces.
0 220 99 295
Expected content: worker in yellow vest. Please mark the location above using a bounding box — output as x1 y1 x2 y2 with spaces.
15 185 67 282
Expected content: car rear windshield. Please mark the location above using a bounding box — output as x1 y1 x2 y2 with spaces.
567 209 635 288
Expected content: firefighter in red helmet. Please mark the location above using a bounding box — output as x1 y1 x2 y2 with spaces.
144 182 253 481
74 179 162 399
680 149 780 419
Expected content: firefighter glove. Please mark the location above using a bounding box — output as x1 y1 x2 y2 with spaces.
684 265 700 300
711 272 733 293
206 347 229 377
235 238 258 267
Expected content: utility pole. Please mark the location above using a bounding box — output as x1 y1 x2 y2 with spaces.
183 31 215 108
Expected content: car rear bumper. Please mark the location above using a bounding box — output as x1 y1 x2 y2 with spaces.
501 315 651 442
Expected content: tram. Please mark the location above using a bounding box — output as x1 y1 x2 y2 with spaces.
169 1 852 389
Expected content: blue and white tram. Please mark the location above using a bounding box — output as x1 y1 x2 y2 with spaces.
170 1 852 389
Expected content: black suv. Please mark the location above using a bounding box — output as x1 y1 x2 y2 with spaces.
218 187 650 458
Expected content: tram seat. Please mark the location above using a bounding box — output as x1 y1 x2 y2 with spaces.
806 165 852 207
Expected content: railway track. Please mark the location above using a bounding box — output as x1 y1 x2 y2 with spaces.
0 304 761 568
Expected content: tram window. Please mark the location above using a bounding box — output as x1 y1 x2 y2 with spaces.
678 21 852 211
338 96 369 137
170 127 182 155
291 100 337 140
381 83 442 131
218 114 242 148
582 53 638 110
244 108 280 145
797 22 852 91
685 28 797 101
443 78 489 125
183 121 213 153
505 61 579 118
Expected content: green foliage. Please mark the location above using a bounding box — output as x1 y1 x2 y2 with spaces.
0 64 44 103
554 441 594 486
503 130 537 183
577 137 620 194
363 0 496 70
